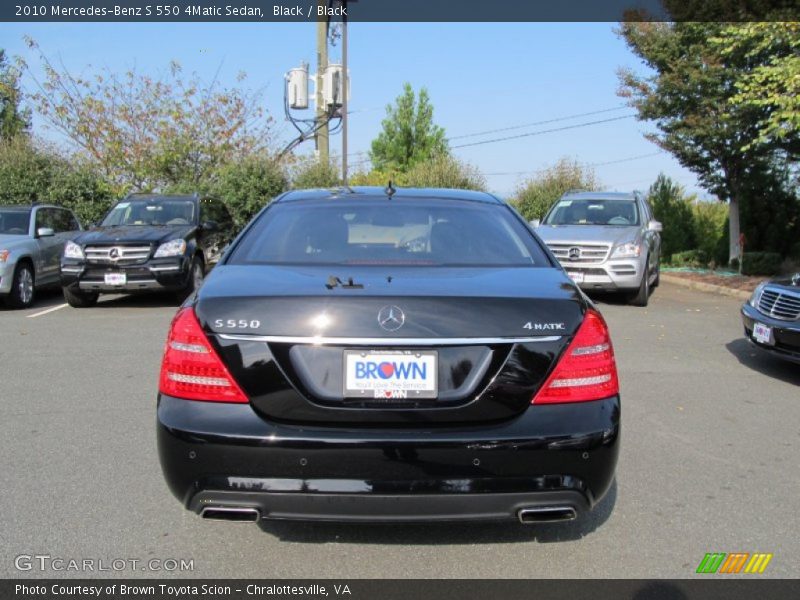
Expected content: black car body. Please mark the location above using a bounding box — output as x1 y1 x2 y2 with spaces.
741 274 800 363
157 187 621 525
60 193 236 307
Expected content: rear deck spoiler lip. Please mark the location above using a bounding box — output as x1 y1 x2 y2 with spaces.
216 334 562 346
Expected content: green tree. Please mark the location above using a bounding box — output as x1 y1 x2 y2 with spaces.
647 173 696 262
400 154 485 191
512 158 599 221
291 157 341 189
350 156 485 191
691 200 729 267
617 21 789 264
207 155 287 225
22 39 274 191
712 22 800 154
0 136 113 224
369 83 448 172
0 49 30 140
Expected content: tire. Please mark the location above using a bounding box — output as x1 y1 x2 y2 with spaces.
63 286 99 308
177 256 205 301
5 262 36 309
653 261 660 288
627 259 650 307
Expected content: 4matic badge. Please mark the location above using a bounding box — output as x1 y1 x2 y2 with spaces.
523 321 565 331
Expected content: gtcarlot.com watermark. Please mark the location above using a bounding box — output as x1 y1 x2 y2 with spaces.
15 554 194 573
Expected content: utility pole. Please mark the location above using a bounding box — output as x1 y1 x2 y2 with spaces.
315 0 329 164
341 0 348 186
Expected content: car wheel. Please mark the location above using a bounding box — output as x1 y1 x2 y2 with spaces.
63 287 99 308
177 256 205 301
628 260 650 307
653 261 660 288
6 262 36 309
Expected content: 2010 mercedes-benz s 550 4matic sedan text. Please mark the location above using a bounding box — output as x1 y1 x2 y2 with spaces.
157 187 621 525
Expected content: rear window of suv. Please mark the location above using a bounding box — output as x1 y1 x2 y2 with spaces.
228 199 550 267
0 209 30 235
544 198 640 226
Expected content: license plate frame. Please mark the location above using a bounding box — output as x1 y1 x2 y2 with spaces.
104 272 127 286
567 271 585 284
753 322 774 345
343 350 438 400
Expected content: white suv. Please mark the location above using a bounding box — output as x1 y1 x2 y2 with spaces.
532 191 662 306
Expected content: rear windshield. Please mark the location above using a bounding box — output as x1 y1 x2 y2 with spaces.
101 199 196 226
228 200 549 267
0 209 30 235
544 198 640 226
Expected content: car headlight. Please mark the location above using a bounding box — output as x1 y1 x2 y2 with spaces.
63 241 85 260
610 242 641 259
154 239 187 258
749 282 767 308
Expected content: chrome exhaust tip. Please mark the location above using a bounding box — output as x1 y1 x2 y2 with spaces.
517 506 577 524
200 506 261 522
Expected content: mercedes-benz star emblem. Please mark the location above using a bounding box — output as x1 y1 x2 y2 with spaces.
377 305 405 332
792 272 800 286
567 247 581 261
109 247 120 260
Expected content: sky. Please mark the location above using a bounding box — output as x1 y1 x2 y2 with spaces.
1 21 706 198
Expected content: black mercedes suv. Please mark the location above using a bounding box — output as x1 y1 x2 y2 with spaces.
60 193 236 307
157 187 621 526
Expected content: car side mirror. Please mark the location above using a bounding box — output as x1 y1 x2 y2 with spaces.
36 227 55 238
529 219 541 228
648 220 663 233
202 220 219 232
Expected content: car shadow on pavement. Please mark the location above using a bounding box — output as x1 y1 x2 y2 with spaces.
584 292 629 307
256 480 617 545
0 288 64 312
725 338 800 386
94 293 184 309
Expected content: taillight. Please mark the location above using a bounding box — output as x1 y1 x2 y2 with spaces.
158 308 248 403
532 309 619 404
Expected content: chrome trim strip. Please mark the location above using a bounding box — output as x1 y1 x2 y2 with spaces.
149 265 182 271
217 334 562 346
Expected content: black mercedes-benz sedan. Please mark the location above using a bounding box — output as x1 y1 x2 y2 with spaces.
741 273 800 364
157 187 620 525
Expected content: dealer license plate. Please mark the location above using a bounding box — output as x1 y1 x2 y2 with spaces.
753 322 773 345
104 272 126 286
568 271 584 284
344 350 437 400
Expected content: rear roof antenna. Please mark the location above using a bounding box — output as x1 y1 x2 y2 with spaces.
385 180 396 200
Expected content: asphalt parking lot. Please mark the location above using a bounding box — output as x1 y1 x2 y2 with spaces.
1 281 798 578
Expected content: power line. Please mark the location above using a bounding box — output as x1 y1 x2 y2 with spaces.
451 114 636 149
484 151 665 177
343 105 633 158
447 105 629 141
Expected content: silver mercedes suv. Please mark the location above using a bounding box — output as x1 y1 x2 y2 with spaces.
532 191 662 306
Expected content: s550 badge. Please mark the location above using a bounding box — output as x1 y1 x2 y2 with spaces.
214 319 261 329
523 322 565 331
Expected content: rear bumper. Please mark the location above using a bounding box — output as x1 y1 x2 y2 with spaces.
741 303 800 363
157 394 620 523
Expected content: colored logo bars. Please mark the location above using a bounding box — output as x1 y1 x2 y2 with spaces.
696 552 773 574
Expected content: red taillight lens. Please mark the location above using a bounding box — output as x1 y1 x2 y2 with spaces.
158 308 248 403
532 309 619 404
